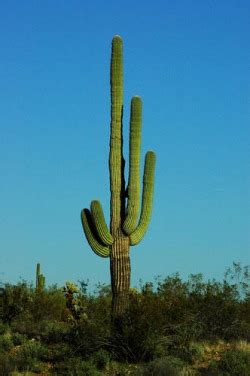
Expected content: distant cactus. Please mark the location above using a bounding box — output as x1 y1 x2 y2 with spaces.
35 263 45 292
81 36 156 318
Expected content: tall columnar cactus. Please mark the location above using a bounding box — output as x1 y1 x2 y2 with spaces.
36 263 45 292
81 36 156 317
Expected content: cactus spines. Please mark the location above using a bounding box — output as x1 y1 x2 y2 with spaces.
81 36 156 317
129 151 156 245
109 35 125 234
90 201 114 245
81 209 110 258
123 96 142 235
36 263 45 292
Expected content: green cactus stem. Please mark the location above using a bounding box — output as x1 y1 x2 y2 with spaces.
81 36 156 318
81 209 110 257
35 263 46 292
123 96 142 235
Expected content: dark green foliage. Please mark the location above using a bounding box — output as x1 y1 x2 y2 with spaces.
136 356 186 376
0 353 13 376
0 333 13 352
0 264 249 374
183 343 205 364
10 340 47 372
108 291 166 362
0 322 7 335
91 349 111 370
53 358 101 376
207 348 250 376
0 282 31 323
30 286 66 322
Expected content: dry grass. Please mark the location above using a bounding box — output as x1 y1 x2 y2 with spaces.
193 340 250 370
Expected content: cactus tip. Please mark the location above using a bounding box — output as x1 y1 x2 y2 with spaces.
112 35 123 45
113 34 122 40
132 95 142 104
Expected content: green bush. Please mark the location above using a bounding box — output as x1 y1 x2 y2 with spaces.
10 311 39 338
0 265 249 373
30 287 66 322
138 356 186 376
108 292 166 362
0 322 8 335
54 357 101 376
12 332 28 346
10 339 47 372
207 348 250 376
224 320 250 341
44 342 72 362
91 349 111 369
1 282 31 323
182 342 205 364
0 353 14 376
0 332 13 352
38 319 70 342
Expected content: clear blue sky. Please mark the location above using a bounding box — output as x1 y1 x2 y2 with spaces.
0 1 249 288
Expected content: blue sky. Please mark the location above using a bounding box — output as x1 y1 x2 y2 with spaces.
0 1 249 288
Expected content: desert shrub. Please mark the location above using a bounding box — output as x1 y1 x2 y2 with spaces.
10 311 36 337
68 315 110 359
38 320 70 342
0 353 14 376
224 319 250 341
67 290 111 359
162 316 204 361
0 322 8 335
104 361 142 376
29 286 66 322
12 332 28 346
0 332 13 352
0 265 248 372
53 357 101 376
91 349 111 369
45 342 72 362
10 339 47 372
181 342 205 364
108 290 166 362
137 356 186 376
207 348 250 376
11 315 70 342
1 282 31 323
217 348 250 375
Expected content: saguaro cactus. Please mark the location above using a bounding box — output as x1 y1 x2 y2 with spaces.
36 263 45 292
81 36 156 318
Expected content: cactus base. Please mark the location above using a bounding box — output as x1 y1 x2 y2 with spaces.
110 233 130 316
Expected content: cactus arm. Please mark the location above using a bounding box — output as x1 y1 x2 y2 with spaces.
90 200 114 245
81 209 110 257
123 96 142 235
38 275 45 290
41 275 45 289
130 151 156 245
109 35 125 234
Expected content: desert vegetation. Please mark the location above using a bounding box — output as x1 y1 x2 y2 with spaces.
0 262 249 375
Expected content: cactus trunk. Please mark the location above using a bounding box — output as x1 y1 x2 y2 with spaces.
109 36 130 315
110 232 131 316
81 36 156 320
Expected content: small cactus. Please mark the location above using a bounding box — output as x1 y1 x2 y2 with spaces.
63 282 85 321
35 263 45 292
